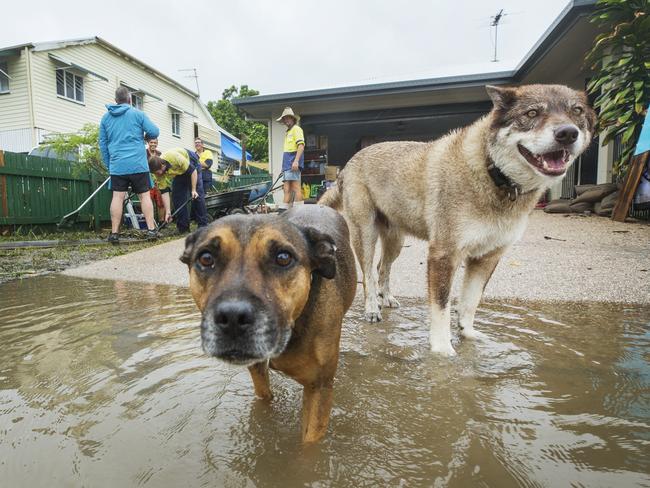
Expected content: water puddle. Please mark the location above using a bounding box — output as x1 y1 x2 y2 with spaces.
1 275 648 487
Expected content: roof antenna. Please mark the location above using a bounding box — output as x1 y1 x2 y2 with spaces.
179 68 200 97
490 9 507 62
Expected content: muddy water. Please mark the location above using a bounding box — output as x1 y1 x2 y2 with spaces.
0 275 648 487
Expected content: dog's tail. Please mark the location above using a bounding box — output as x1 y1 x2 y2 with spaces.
318 182 342 210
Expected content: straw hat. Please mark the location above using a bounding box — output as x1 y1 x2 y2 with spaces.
276 107 299 122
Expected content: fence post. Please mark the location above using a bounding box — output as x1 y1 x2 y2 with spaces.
90 171 102 232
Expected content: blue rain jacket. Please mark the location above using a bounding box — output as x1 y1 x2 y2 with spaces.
99 104 160 175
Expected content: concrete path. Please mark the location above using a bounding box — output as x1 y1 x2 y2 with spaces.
63 212 650 304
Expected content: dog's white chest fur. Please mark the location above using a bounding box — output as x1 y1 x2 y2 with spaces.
460 213 528 258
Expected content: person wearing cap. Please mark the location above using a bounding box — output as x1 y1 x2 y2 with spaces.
277 107 305 208
194 137 215 192
148 148 208 233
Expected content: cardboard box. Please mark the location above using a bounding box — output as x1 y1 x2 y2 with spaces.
325 165 338 181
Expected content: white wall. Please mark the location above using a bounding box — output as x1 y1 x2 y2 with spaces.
0 49 31 132
269 115 286 185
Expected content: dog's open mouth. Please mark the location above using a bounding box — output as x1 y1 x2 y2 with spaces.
517 144 570 176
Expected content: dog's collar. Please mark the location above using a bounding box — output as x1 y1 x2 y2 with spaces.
486 159 522 201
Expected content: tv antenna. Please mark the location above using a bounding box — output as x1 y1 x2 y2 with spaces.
179 68 200 97
490 9 507 62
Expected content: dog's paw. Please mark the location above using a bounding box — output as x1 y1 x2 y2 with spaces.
430 341 457 357
460 327 487 341
379 293 400 309
364 310 383 322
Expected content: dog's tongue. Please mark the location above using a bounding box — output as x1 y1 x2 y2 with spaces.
542 150 566 169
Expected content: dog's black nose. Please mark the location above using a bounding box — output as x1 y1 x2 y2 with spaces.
554 125 579 145
213 300 255 332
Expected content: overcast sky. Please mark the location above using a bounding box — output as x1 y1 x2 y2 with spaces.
4 0 570 101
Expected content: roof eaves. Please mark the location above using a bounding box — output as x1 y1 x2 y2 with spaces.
234 70 515 107
0 42 34 55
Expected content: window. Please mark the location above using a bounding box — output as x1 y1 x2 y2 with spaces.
56 69 84 103
0 61 9 93
131 92 143 110
171 112 181 137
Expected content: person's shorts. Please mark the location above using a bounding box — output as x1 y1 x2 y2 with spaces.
109 172 153 193
283 170 301 182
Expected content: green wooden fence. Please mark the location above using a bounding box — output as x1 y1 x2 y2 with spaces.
0 151 271 229
0 150 111 229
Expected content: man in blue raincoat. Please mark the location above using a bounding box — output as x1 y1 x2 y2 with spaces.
99 86 160 244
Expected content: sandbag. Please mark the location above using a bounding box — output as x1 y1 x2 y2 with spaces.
571 183 618 204
600 190 619 210
594 202 612 217
570 201 594 213
543 200 573 213
574 184 595 196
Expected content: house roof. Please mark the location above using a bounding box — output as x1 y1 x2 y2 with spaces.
234 0 597 116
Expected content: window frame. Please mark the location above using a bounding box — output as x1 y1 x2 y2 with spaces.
171 111 181 137
55 68 85 104
131 92 144 111
0 61 9 94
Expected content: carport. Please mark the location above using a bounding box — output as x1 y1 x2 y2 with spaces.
234 0 606 199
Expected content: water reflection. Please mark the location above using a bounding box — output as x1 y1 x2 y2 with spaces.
0 275 648 487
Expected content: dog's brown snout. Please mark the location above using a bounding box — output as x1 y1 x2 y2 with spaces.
554 125 579 145
213 299 256 333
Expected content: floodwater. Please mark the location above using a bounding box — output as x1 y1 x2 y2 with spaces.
1 275 649 488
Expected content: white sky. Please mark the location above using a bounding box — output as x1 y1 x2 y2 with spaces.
3 0 570 101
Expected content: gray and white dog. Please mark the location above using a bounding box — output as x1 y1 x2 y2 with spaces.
321 84 596 356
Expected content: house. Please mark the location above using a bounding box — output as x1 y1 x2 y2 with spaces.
0 36 245 162
234 0 608 199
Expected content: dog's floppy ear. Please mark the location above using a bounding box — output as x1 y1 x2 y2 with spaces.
180 227 206 265
301 226 337 279
486 85 516 110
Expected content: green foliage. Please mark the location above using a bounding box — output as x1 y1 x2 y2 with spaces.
207 85 268 161
586 0 650 176
46 123 107 177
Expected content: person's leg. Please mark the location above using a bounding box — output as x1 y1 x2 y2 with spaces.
283 181 291 204
194 172 209 227
172 174 191 233
291 180 303 202
138 191 156 230
110 191 127 233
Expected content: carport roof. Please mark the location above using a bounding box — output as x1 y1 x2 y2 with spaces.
234 0 597 118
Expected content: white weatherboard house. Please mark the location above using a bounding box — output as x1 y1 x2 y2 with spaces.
0 37 239 157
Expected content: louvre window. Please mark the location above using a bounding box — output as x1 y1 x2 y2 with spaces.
171 112 181 137
0 62 9 93
56 69 84 103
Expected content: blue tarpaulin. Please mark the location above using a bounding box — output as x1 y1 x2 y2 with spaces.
221 134 252 161
634 105 650 156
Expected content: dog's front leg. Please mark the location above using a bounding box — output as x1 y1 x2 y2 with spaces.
427 247 460 356
458 247 506 340
301 382 334 443
248 361 272 400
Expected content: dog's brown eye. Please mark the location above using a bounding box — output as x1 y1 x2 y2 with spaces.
527 109 538 118
275 251 293 267
198 251 215 268
572 106 583 115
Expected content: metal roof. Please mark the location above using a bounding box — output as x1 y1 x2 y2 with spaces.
234 0 597 110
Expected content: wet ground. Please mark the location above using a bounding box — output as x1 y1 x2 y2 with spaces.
1 275 649 487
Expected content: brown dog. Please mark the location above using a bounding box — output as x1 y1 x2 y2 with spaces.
181 205 356 442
